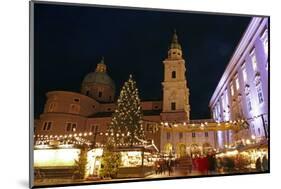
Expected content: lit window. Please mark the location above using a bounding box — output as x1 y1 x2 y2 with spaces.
235 77 240 90
171 102 176 110
230 84 234 96
257 84 264 104
242 64 247 82
251 50 258 71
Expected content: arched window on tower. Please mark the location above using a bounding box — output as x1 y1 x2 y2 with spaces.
172 71 176 79
86 90 90 96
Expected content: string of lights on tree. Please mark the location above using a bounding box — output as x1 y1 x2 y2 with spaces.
107 74 145 146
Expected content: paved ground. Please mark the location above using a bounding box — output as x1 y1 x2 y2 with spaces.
146 168 202 178
34 167 247 187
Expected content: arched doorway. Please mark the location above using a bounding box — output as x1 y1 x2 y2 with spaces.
164 143 173 154
202 142 213 154
176 143 187 158
190 143 201 158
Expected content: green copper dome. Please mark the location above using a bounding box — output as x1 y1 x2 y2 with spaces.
82 72 115 89
82 58 115 90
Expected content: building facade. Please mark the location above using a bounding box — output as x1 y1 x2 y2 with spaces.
35 28 258 157
209 17 269 149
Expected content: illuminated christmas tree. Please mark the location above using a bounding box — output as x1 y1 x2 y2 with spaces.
99 141 121 178
109 74 145 146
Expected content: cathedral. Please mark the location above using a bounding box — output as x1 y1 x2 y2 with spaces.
35 31 218 157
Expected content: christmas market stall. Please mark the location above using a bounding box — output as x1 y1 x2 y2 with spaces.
33 133 103 180
215 138 268 172
114 142 159 178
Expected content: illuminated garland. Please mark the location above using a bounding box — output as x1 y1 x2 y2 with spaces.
159 119 248 130
34 132 93 146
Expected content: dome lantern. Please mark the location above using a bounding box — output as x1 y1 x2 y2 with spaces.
95 57 107 73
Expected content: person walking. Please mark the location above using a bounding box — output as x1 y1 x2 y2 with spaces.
262 154 268 171
155 161 160 175
216 157 223 173
255 157 262 172
203 155 209 174
167 158 172 176
198 155 208 175
207 153 217 175
186 156 193 174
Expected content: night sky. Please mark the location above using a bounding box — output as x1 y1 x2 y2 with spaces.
34 3 252 119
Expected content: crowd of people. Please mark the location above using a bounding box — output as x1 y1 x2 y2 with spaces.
191 153 217 174
255 155 268 172
191 152 268 174
153 152 268 176
154 158 175 176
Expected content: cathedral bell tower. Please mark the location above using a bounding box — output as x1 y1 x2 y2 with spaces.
161 30 190 122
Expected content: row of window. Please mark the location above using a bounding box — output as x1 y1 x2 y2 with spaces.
215 84 264 120
86 90 113 101
42 121 100 133
166 132 209 140
48 103 81 114
213 29 268 120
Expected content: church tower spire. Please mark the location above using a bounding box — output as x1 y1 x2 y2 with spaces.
168 30 183 60
161 30 190 122
170 29 182 50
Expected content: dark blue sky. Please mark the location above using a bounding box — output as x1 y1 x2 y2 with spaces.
34 3 252 119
